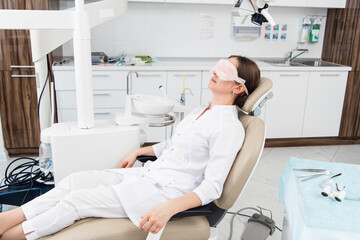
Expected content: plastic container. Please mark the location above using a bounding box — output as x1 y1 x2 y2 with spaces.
299 18 311 43
309 18 321 43
39 142 53 175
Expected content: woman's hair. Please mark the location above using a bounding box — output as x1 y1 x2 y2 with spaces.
228 55 260 108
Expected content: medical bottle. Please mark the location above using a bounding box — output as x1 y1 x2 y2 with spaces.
309 18 321 43
39 141 53 175
299 18 311 43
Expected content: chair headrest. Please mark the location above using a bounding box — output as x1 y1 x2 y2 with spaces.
214 113 265 209
241 77 273 113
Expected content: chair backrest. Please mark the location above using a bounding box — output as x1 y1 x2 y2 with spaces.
241 77 273 115
214 78 270 210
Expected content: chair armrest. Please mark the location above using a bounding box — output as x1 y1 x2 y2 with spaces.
136 155 158 163
171 204 215 220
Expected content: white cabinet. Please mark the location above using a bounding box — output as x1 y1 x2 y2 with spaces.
54 70 127 123
307 0 347 8
265 71 309 138
269 0 307 7
302 72 348 137
167 71 202 115
132 71 167 96
269 0 346 8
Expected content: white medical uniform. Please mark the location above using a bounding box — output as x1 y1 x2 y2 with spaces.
21 104 244 240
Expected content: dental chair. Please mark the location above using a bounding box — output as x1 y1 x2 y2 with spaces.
40 77 272 240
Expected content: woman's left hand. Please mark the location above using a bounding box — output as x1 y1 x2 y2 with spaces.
139 202 174 234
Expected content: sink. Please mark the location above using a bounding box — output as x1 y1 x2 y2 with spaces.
296 60 342 67
264 60 306 67
132 94 175 115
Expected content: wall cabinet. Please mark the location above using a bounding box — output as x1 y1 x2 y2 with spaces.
265 71 309 138
269 0 307 8
302 72 348 137
307 0 347 8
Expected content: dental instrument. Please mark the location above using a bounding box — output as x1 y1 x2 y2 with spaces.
294 168 331 182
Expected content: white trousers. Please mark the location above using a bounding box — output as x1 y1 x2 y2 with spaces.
21 170 128 240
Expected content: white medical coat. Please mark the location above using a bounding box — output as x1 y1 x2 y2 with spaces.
109 104 245 227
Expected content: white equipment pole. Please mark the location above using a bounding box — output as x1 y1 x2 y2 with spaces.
73 0 94 129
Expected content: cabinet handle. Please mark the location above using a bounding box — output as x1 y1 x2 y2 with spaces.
94 112 110 115
92 74 109 77
279 74 301 77
10 65 35 69
320 74 340 77
93 92 110 96
138 74 162 78
173 74 196 77
11 75 36 78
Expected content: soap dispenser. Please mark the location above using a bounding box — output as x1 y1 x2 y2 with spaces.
309 18 321 43
299 18 311 43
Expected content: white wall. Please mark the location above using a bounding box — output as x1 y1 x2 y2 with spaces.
61 2 327 59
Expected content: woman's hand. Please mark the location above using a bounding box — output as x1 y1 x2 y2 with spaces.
139 202 174 234
119 150 138 168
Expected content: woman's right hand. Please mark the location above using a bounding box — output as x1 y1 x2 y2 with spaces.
119 150 139 168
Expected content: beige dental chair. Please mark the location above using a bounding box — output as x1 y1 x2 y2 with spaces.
40 77 272 240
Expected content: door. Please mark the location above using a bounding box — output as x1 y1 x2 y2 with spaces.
265 71 309 138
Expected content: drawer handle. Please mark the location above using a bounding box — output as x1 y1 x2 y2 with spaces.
138 74 162 78
173 74 196 77
93 92 110 96
92 74 109 77
10 65 35 69
94 112 110 115
320 74 340 77
11 75 36 78
279 74 301 77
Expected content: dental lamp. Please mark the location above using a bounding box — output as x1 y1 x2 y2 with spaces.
232 0 276 26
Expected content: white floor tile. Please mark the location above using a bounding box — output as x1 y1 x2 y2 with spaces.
332 145 360 164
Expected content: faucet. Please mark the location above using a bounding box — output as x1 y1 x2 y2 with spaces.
126 71 138 95
286 48 309 63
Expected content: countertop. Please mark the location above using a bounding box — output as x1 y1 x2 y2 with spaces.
52 57 352 72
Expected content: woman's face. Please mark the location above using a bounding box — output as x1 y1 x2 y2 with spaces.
208 57 239 95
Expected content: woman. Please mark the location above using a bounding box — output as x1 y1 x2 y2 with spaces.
0 55 260 240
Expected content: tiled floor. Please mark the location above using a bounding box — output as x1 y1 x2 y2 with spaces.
1 144 360 240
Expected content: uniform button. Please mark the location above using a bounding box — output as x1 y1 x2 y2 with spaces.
147 169 150 172
141 175 144 178
161 159 164 162
177 133 180 136
171 148 174 151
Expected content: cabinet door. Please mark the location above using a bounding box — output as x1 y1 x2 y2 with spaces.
307 0 347 8
132 71 167 142
167 71 202 115
265 71 309 138
0 71 40 149
302 72 348 137
269 0 307 7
